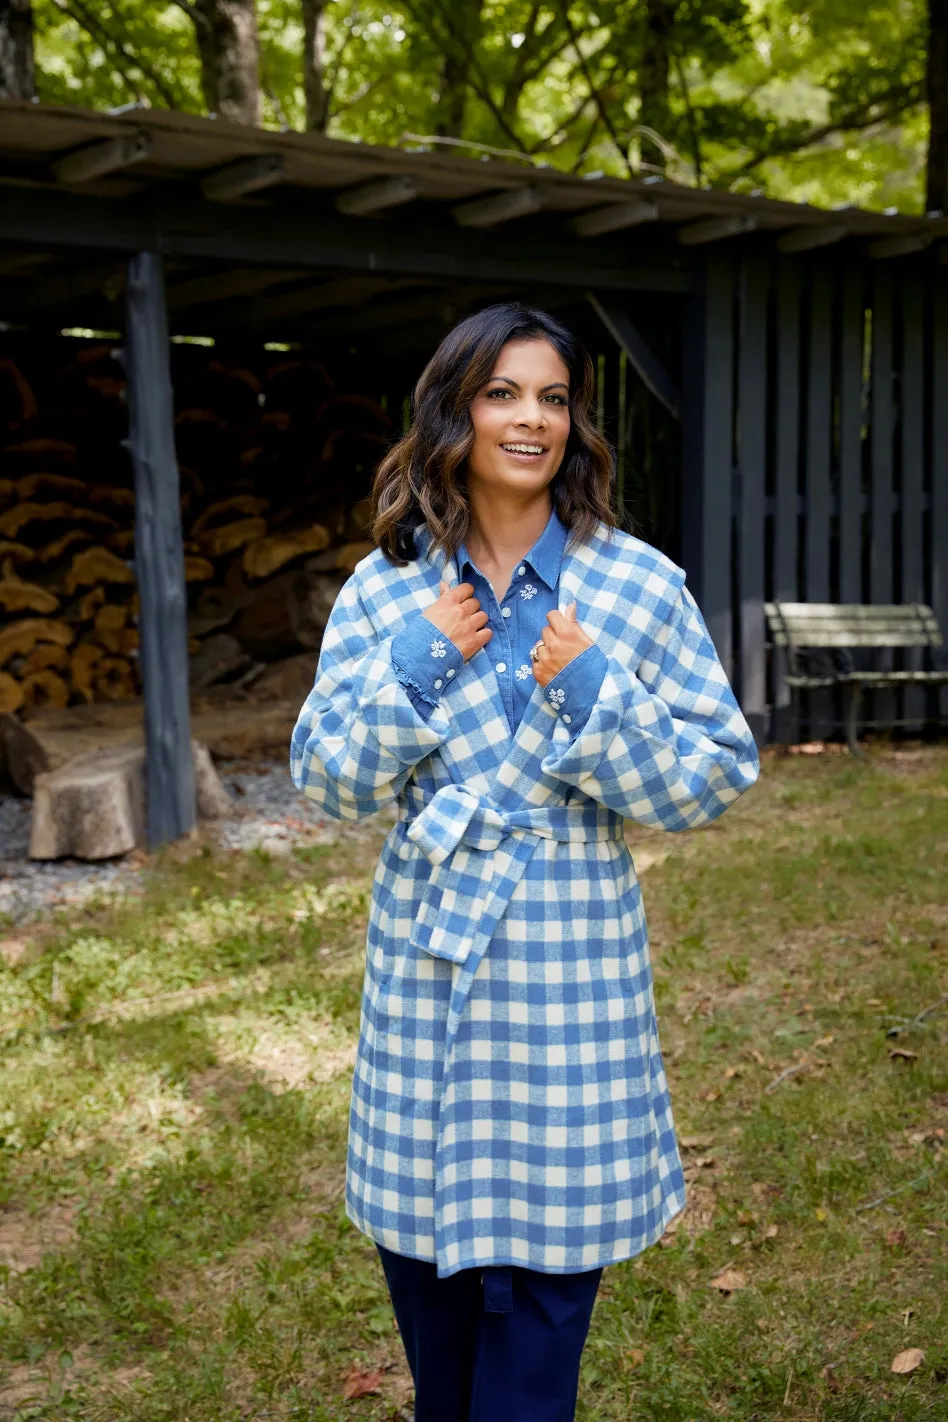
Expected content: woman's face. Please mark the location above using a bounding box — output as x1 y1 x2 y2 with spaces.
466 338 571 500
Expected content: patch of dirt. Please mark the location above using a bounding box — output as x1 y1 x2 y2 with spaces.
0 1200 77 1274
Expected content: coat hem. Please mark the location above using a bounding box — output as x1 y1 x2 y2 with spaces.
345 1188 687 1279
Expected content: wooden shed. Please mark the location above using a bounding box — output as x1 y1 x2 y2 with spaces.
0 101 945 844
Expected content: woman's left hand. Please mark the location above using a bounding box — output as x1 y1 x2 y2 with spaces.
531 603 594 688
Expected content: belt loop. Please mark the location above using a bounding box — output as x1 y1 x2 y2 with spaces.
483 1267 514 1313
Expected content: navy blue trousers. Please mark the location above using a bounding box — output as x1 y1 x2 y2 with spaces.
377 1245 602 1422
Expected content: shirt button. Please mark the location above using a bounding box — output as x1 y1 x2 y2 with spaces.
434 679 443 689
562 713 572 724
501 607 511 618
496 662 507 673
446 668 455 678
517 566 526 576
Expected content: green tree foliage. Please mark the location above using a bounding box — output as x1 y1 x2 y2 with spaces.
27 0 934 211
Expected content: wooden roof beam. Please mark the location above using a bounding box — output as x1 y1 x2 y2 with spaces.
453 186 543 228
571 200 659 238
777 223 849 254
868 233 934 259
52 130 152 184
201 154 285 202
677 213 757 246
335 175 420 215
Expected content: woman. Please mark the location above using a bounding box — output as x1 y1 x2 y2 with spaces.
291 304 759 1421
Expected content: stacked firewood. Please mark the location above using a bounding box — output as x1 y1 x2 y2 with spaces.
0 342 392 717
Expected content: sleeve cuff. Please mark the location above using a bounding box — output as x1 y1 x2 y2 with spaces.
391 614 465 707
543 643 607 735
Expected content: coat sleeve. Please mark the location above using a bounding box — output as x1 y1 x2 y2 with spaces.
540 581 759 831
290 576 453 820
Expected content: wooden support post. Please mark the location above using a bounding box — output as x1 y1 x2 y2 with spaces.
736 254 769 746
772 259 802 745
124 251 196 848
681 251 736 677
932 272 948 720
900 268 926 725
805 263 834 740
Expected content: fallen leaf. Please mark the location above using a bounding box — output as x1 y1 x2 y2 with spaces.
343 1366 386 1400
710 1268 747 1293
815 1207 829 1222
679 1135 715 1150
762 1223 779 1239
694 1155 717 1170
890 1048 919 1061
885 1228 907 1248
813 1035 835 1049
891 1348 924 1375
723 1065 740 1079
627 1347 647 1368
821 1364 842 1394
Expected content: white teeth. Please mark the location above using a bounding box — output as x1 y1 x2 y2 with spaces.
502 443 544 454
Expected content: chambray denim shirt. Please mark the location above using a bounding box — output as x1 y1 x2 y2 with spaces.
390 509 608 735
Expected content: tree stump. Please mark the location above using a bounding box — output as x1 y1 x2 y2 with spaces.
29 739 234 861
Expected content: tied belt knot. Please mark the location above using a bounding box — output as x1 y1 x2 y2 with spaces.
400 782 621 969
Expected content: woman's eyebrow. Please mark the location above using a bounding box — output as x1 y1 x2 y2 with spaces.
485 376 569 393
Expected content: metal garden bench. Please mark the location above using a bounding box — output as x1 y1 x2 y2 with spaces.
764 602 948 756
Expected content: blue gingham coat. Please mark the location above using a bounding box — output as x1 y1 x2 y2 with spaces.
290 519 759 1277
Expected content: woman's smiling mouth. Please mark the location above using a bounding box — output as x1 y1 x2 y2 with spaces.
500 442 547 458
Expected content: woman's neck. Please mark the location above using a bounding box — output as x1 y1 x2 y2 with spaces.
463 489 553 592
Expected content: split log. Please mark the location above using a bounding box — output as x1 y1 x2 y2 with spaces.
69 644 103 703
2 438 77 465
0 570 59 615
241 523 330 581
64 546 135 596
92 604 127 653
0 479 15 506
16 473 87 500
0 673 23 715
200 517 268 559
188 586 241 638
88 485 135 509
20 670 69 713
0 618 74 668
108 530 136 556
93 656 135 701
29 740 234 861
231 568 345 661
21 644 70 678
38 530 96 565
0 539 33 566
191 495 269 537
78 586 107 621
184 555 215 582
0 502 117 541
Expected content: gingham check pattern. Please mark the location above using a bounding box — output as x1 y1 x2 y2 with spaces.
290 520 759 1277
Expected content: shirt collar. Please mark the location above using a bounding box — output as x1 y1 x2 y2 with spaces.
458 507 568 591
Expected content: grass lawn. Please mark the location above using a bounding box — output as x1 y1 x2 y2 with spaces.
1 745 946 1421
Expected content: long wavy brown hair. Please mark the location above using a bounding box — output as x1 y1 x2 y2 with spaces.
371 303 618 565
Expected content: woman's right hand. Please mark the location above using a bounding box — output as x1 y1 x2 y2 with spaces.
424 581 492 661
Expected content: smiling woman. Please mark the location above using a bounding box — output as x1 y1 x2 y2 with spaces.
290 302 760 1422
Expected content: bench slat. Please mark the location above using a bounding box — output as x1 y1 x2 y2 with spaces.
764 602 943 650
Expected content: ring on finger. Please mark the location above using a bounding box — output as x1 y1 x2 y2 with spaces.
529 639 544 663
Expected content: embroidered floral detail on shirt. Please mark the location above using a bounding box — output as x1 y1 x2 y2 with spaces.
430 637 448 658
547 687 566 707
520 583 538 601
515 663 531 680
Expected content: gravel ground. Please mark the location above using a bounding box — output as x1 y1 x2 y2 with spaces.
0 760 393 927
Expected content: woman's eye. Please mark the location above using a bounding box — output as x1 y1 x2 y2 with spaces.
544 394 568 405
485 388 512 399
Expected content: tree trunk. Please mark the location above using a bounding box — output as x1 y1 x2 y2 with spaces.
192 0 260 125
434 0 484 137
927 0 948 213
637 0 675 171
0 0 35 101
302 0 329 132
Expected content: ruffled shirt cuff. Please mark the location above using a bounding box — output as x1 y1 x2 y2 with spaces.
542 643 607 736
391 614 465 719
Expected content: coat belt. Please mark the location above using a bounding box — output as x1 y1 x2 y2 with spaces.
399 782 622 968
